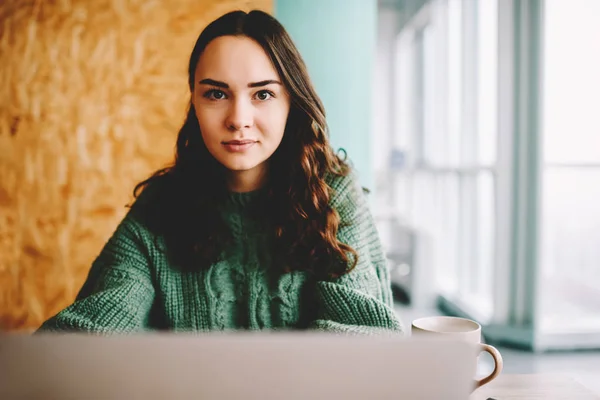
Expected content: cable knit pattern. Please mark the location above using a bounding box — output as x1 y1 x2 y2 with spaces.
37 173 404 335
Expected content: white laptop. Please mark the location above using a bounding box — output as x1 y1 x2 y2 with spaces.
0 332 477 399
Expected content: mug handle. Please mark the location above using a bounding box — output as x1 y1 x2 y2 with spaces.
475 344 503 389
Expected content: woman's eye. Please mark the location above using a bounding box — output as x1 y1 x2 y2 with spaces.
255 90 274 101
204 89 227 100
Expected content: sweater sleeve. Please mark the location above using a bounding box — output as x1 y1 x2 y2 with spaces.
36 210 156 334
309 173 405 335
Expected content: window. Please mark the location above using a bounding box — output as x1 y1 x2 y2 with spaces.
378 0 600 350
391 0 497 320
539 0 600 334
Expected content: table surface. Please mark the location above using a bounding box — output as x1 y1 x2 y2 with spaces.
471 374 600 400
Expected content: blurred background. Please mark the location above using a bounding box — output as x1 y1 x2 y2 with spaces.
1 0 599 383
369 0 600 352
365 0 600 389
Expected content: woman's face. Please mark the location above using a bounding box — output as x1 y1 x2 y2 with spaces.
192 35 291 191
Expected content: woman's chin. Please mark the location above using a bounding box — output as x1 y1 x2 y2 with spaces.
221 159 263 173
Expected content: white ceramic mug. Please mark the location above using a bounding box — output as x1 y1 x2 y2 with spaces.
411 316 503 390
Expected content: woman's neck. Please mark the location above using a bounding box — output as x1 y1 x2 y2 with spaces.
226 164 268 193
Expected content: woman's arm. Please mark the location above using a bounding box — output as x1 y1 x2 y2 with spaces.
309 173 404 335
37 210 156 334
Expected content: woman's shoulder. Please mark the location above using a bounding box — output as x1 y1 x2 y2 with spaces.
128 173 176 225
324 168 367 211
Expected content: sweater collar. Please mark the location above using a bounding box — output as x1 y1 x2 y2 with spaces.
225 187 269 209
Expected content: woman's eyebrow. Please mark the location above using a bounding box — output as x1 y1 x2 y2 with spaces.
248 80 282 88
199 78 228 88
198 78 282 88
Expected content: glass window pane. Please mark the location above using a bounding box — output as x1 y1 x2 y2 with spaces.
475 171 495 315
458 175 477 296
543 0 600 164
453 172 495 319
447 0 462 167
477 0 498 165
540 168 600 332
410 172 436 230
393 173 411 217
395 31 416 161
435 175 460 294
422 25 442 166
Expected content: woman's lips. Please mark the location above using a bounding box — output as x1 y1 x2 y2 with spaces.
222 140 257 152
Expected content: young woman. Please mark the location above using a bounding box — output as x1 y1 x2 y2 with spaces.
38 10 403 335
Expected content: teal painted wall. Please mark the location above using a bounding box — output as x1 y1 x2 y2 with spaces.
274 0 376 189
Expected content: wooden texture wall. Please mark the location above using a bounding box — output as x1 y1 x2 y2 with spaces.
0 0 272 331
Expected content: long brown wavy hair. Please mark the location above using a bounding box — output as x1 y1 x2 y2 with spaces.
132 10 358 280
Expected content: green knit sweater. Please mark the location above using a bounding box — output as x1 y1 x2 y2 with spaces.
38 173 403 335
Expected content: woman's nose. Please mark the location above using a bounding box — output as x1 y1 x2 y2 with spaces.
225 99 253 131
